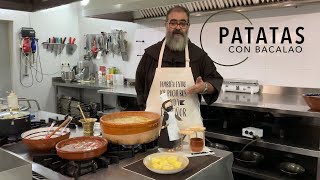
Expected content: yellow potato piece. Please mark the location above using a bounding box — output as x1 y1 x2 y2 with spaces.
173 161 182 168
162 165 174 170
151 157 161 164
167 156 177 161
152 164 162 170
150 155 184 171
159 156 167 160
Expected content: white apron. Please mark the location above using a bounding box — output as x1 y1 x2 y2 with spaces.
145 39 203 131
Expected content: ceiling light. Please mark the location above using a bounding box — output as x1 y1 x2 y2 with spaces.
81 0 90 6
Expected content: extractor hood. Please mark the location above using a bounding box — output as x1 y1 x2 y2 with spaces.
82 0 320 22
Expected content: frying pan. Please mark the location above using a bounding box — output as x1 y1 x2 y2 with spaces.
56 136 108 161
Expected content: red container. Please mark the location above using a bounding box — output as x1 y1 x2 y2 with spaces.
99 66 106 73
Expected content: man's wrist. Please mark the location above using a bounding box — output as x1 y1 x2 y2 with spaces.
200 82 208 94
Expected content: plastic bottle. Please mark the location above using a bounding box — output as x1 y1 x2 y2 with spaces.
7 91 19 110
98 71 103 85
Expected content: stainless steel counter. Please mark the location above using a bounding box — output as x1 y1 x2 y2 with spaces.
211 92 320 118
53 80 111 90
97 85 137 98
53 78 320 118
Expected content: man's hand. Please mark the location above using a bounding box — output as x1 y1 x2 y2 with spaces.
186 76 215 94
186 76 205 94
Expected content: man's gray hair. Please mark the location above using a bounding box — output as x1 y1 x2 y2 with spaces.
166 6 190 23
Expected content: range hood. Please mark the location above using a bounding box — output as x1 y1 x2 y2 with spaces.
82 0 320 22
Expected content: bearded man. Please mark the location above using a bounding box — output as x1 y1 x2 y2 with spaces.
135 6 223 130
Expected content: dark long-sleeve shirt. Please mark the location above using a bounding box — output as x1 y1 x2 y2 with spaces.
135 39 223 110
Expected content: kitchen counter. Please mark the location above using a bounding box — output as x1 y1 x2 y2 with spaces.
98 86 320 118
52 77 111 90
53 78 320 118
2 142 233 180
1 112 234 180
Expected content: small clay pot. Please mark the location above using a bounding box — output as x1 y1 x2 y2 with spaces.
190 137 204 152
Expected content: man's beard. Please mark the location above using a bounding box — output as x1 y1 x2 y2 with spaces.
166 30 188 51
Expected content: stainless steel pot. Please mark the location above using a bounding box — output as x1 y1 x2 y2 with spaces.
61 71 75 83
280 162 305 177
234 151 264 167
0 111 31 136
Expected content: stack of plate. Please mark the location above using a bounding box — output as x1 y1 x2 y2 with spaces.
69 100 97 118
59 95 72 115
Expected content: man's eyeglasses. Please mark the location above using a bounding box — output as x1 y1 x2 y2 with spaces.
167 20 189 29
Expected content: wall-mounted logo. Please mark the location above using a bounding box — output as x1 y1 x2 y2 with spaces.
200 10 304 66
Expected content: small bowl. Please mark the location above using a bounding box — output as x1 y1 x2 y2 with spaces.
21 127 70 152
280 162 305 177
234 151 264 167
143 152 189 174
303 93 320 111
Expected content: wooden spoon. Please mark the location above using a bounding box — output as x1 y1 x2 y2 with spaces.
44 117 71 139
78 105 87 122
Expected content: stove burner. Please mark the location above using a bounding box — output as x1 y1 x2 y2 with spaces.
7 136 21 143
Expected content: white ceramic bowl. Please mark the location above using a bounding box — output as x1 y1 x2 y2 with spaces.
143 152 189 174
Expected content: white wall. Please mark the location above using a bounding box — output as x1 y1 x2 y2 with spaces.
0 4 80 112
0 21 11 97
78 16 138 78
27 4 80 112
132 4 320 88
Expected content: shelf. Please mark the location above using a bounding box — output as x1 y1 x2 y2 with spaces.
232 163 312 180
205 131 320 158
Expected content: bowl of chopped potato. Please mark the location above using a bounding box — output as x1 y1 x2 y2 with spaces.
143 152 189 174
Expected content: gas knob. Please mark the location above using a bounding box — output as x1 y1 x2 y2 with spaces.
245 130 248 134
249 131 253 136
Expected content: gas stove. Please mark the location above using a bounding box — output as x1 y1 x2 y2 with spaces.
0 114 158 180
32 140 157 180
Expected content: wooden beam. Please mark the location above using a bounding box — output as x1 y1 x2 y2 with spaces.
0 0 32 11
32 0 80 11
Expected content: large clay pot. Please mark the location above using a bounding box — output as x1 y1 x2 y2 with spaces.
100 111 161 145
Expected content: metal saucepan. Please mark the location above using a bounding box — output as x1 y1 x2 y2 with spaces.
233 151 264 167
56 136 108 161
280 162 305 177
0 111 30 136
100 111 161 145
61 71 75 83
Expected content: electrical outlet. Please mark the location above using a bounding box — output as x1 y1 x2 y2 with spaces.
61 61 70 67
242 127 263 138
